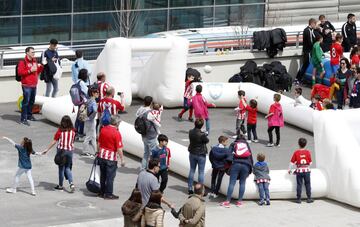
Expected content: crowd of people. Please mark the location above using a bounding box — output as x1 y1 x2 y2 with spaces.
4 12 360 225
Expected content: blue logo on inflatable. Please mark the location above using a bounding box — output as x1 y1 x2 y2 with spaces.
207 83 223 100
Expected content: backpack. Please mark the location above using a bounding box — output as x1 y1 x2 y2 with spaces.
15 61 24 82
233 141 251 158
69 82 85 106
134 111 149 135
77 103 88 122
228 73 243 83
101 103 111 126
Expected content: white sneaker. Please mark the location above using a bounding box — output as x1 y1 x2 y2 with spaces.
275 144 280 147
232 135 237 139
246 140 252 144
31 191 36 196
212 194 218 199
252 139 259 143
208 192 214 198
6 188 16 193
266 143 274 147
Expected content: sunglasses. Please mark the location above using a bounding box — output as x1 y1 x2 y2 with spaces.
340 62 346 65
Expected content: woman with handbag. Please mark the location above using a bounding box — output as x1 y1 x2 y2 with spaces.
122 188 143 227
43 115 76 192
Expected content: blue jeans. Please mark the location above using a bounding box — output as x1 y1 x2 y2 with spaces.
75 118 84 136
98 158 117 196
205 118 210 134
58 150 73 186
188 153 206 190
226 163 250 201
141 137 157 169
21 86 36 122
45 78 59 97
296 172 311 199
257 182 270 202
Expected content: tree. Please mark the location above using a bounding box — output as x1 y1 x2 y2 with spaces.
113 0 141 37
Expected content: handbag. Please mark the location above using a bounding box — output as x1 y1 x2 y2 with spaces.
53 60 62 80
86 157 101 194
54 149 67 166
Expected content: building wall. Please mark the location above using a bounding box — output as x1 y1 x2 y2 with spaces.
0 0 265 46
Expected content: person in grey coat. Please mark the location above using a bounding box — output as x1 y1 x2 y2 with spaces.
253 153 271 206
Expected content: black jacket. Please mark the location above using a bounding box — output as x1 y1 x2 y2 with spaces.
342 21 357 48
188 128 209 156
253 30 271 51
320 21 335 51
302 26 315 53
270 28 287 49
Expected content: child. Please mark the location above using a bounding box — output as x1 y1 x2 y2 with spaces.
178 74 194 122
309 94 323 111
294 87 310 106
96 72 110 101
82 87 99 157
265 94 284 147
43 115 76 192
253 153 271 205
150 134 171 193
350 47 360 67
209 136 229 198
234 90 247 138
191 84 216 135
245 99 258 143
311 35 325 85
330 33 343 78
2 136 38 196
148 103 163 134
288 138 314 204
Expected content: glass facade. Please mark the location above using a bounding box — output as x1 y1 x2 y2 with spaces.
0 0 265 46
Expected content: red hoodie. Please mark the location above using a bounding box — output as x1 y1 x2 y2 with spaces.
17 55 44 87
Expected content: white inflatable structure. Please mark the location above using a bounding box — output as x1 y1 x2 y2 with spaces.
35 36 360 208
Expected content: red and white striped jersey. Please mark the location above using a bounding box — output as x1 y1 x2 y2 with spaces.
235 98 247 120
98 97 124 115
184 80 194 99
97 81 110 100
290 149 312 173
98 125 123 161
256 179 270 184
54 129 76 151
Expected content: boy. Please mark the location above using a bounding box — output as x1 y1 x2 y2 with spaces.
151 134 171 193
294 87 310 106
288 138 314 204
330 34 344 78
209 136 229 198
253 153 271 205
178 74 195 121
148 103 163 134
311 35 325 86
310 94 323 111
96 72 110 101
234 90 247 138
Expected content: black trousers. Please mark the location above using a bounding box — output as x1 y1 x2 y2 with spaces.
247 124 258 140
156 168 168 193
210 168 225 195
296 172 311 199
296 52 310 81
268 126 280 145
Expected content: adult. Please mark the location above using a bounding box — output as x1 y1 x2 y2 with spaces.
345 65 358 107
335 58 352 109
75 68 90 141
17 47 44 126
178 183 206 227
141 190 165 227
71 50 92 84
342 13 357 52
82 87 99 157
98 86 125 121
97 115 125 199
296 18 317 83
135 96 158 169
121 188 142 227
96 72 110 101
348 66 360 108
319 15 336 52
220 135 253 208
41 38 60 97
136 159 173 209
187 118 209 195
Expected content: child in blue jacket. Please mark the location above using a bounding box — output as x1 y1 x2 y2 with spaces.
253 153 271 205
209 135 230 198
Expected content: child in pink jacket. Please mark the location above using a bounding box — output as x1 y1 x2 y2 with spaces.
265 93 284 147
191 84 216 135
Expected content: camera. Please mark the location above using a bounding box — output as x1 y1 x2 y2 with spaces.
117 92 123 96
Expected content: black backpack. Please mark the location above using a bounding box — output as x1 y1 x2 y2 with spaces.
15 61 24 82
134 111 149 135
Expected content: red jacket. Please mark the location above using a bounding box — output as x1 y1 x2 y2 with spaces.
246 106 257 124
18 55 44 87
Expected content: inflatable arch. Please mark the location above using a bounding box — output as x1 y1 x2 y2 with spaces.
35 36 360 207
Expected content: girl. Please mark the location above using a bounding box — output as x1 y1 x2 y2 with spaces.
82 86 99 157
191 84 216 135
265 93 284 147
350 47 360 67
43 115 76 192
3 136 38 196
335 58 352 109
122 188 143 227
246 99 258 143
253 153 271 206
178 74 194 122
141 190 165 227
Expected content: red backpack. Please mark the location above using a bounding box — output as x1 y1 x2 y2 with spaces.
233 141 251 158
